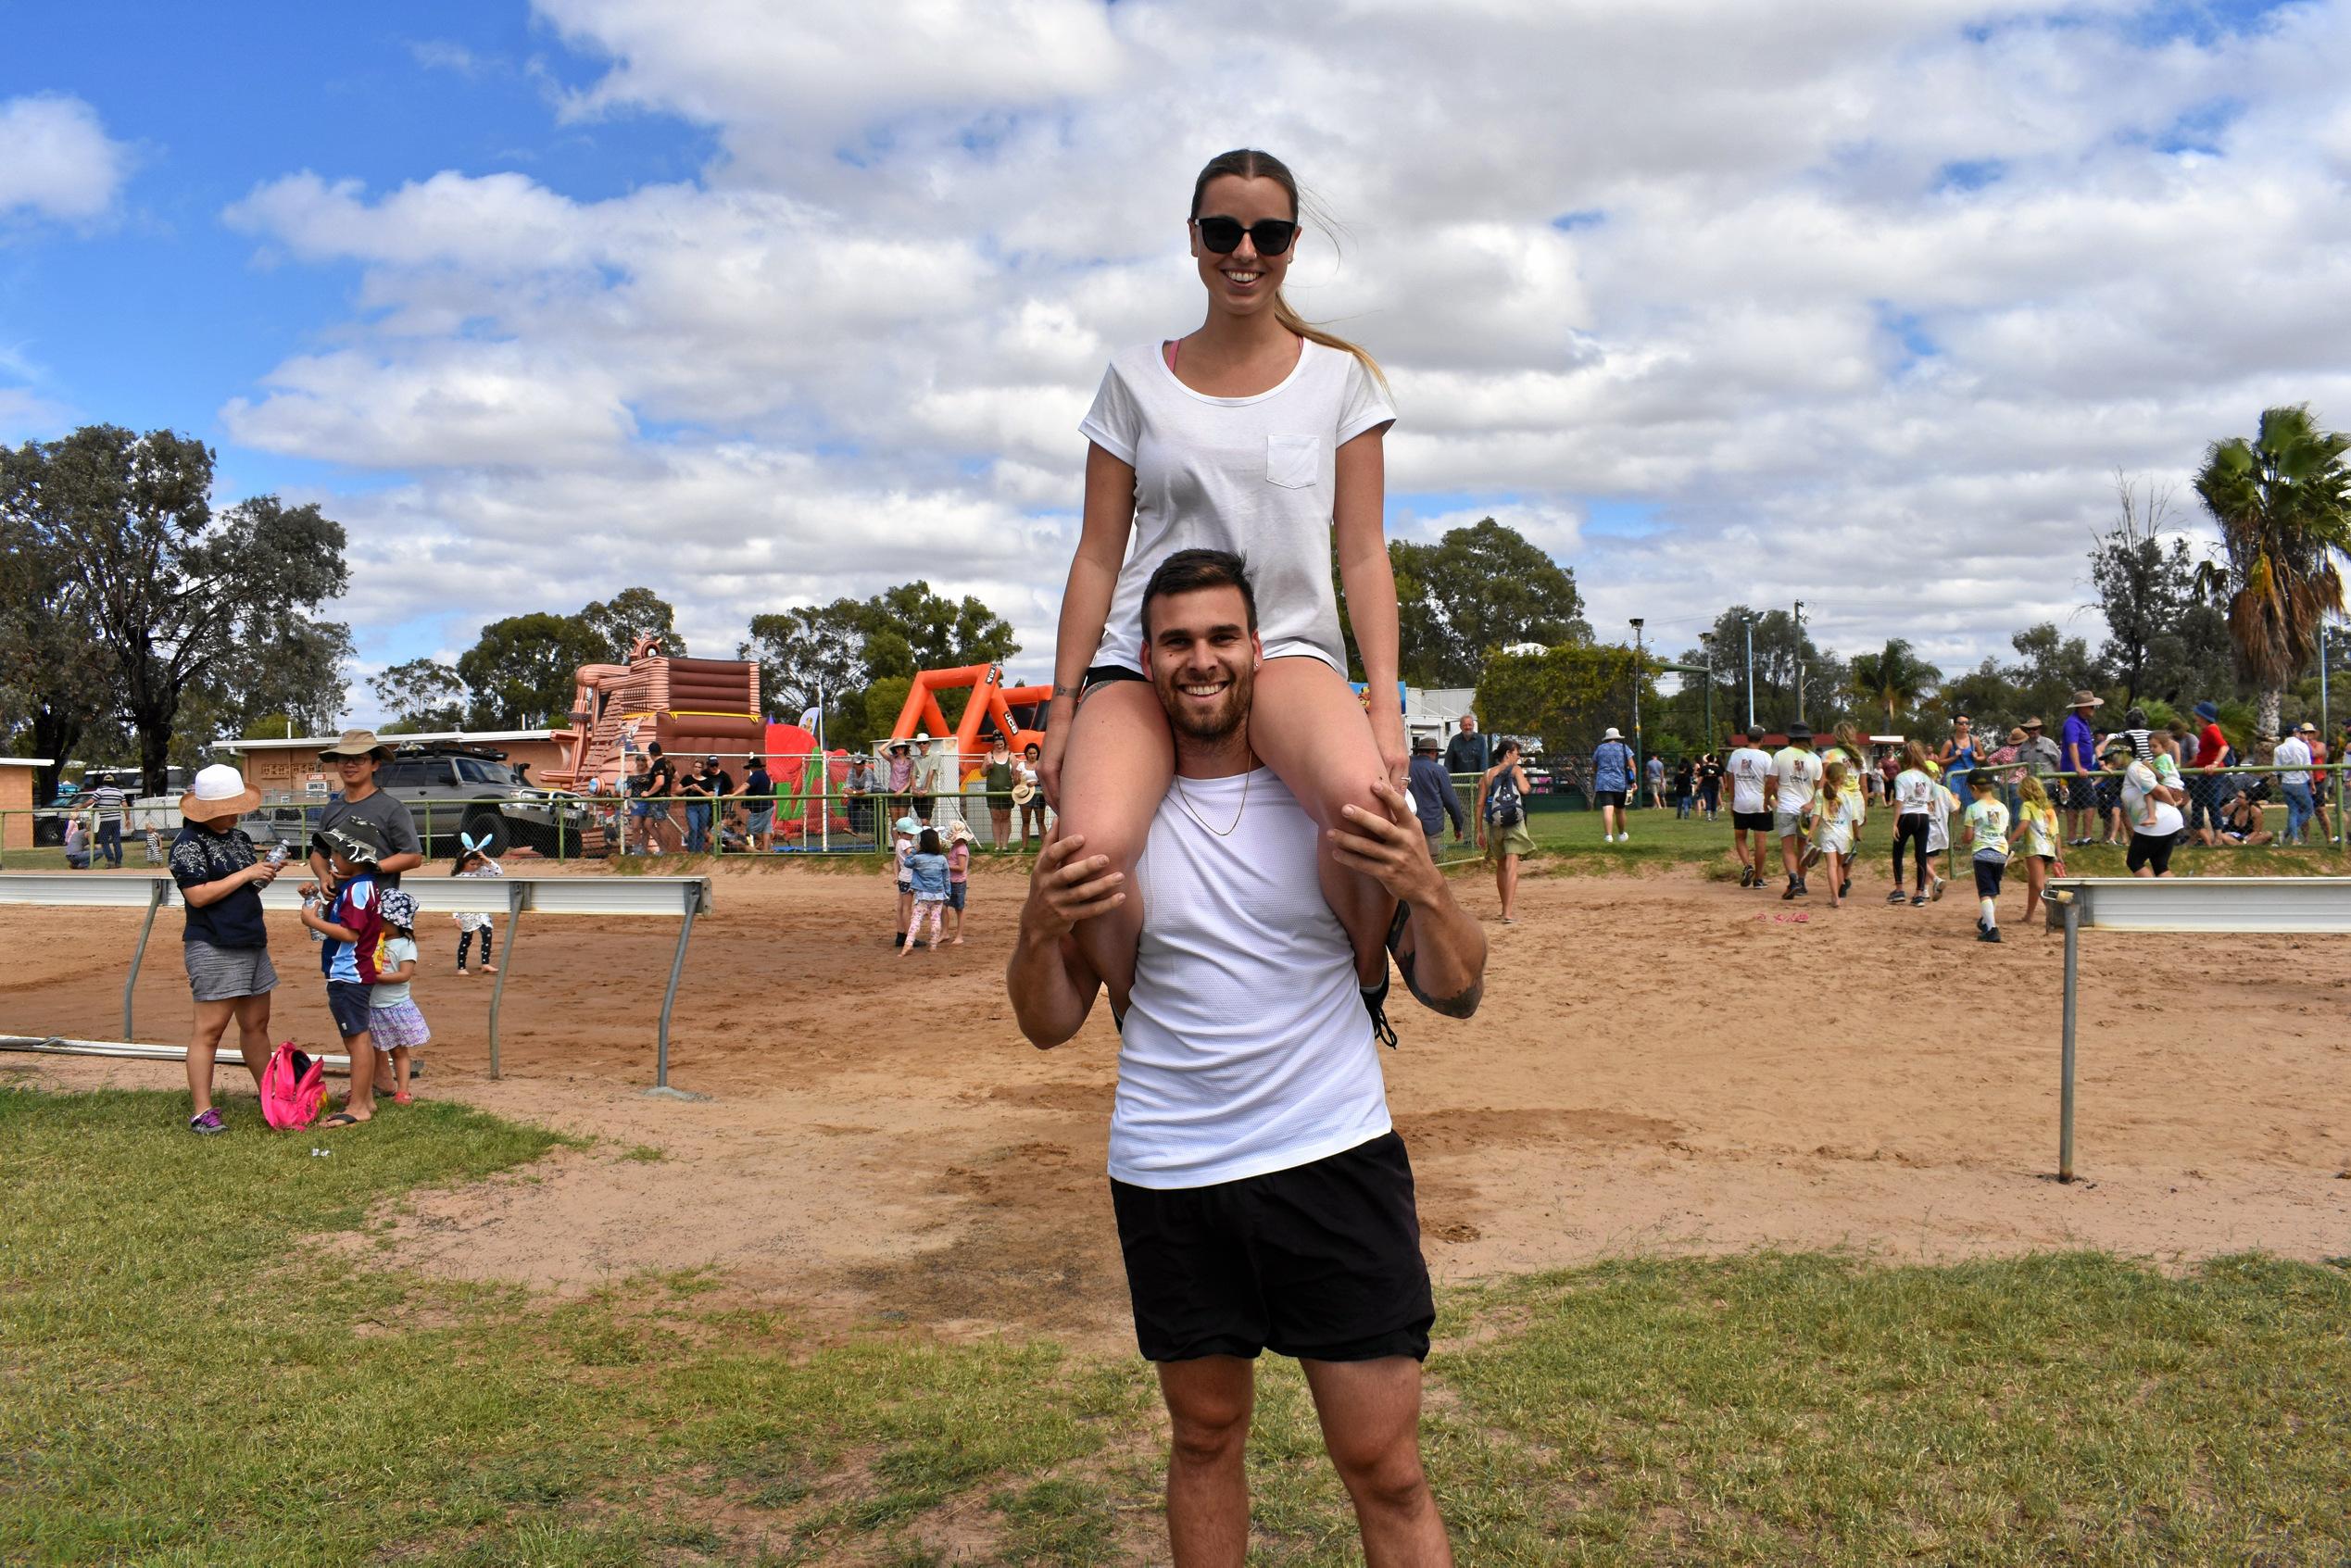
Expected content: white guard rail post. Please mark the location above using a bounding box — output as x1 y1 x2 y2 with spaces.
0 873 712 1091
2043 876 2351 1183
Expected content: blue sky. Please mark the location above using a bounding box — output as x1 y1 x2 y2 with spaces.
6 1 2347 723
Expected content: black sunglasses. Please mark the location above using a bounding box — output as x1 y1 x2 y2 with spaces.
1193 216 1298 257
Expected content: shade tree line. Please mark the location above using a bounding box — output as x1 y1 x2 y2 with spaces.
1500 405 2351 765
377 515 1590 748
1 426 352 801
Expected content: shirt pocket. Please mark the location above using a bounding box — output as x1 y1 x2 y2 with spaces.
1265 433 1321 489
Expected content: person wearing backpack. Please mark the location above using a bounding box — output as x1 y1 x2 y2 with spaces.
1475 737 1535 923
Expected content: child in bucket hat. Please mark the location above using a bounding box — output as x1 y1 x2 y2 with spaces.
299 820 390 1126
367 888 429 1104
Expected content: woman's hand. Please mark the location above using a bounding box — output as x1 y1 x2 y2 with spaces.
1369 704 1409 793
1039 696 1075 809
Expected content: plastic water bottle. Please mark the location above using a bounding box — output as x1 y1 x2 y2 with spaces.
304 892 326 942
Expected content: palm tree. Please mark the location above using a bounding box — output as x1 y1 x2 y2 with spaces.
1848 638 1938 727
2194 405 2351 738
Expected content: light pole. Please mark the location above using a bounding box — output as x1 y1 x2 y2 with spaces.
1743 614 1757 736
1698 631 1716 750
1629 618 1645 790
1792 599 1806 729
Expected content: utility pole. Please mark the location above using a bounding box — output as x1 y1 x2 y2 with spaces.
1792 600 1806 729
1698 631 1716 749
1743 614 1757 736
1629 618 1645 787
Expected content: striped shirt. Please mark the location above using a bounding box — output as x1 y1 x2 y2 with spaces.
86 784 128 823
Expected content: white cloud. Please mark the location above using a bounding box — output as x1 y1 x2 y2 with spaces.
0 94 130 226
209 0 2351 714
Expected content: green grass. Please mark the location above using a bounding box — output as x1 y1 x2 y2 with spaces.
1432 803 2351 881
4 1088 2347 1564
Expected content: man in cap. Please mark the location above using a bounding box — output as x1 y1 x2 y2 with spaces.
309 730 423 897
1766 722 1822 897
2058 691 2103 845
1590 725 1634 843
2015 717 2060 780
1407 734 1467 861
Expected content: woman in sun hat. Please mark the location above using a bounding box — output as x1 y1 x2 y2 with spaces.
170 762 283 1135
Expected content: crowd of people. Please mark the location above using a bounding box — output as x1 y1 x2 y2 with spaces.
599 734 1055 856
1611 690 2344 938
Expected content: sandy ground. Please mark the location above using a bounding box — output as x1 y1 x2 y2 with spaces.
6 858 2347 1346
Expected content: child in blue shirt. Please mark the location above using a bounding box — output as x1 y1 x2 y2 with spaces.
299 822 388 1125
900 828 950 955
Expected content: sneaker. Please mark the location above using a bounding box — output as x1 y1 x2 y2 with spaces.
188 1108 225 1135
1979 926 2003 943
1930 876 1946 902
1911 894 1929 907
1885 890 1907 905
1739 867 1754 887
1976 916 1987 933
893 931 906 948
1620 833 1629 843
1781 881 1799 900
1840 879 1853 899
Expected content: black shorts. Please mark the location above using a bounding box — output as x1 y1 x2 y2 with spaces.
325 979 373 1039
2065 776 2099 811
1082 663 1146 696
1972 856 2005 898
1732 809 1773 832
1110 1131 1434 1364
2127 830 2178 875
1593 789 1628 809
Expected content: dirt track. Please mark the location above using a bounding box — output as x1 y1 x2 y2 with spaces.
7 859 2347 1345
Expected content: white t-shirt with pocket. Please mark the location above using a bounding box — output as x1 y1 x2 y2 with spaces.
1078 340 1397 676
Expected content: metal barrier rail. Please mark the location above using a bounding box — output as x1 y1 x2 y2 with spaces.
2042 875 2351 1183
0 873 712 1094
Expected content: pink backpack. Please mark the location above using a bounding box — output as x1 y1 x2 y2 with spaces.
260 1042 325 1130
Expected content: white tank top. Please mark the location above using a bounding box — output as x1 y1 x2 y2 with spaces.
1110 768 1391 1189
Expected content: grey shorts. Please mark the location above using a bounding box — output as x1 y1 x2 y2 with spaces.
747 809 774 834
1774 808 1807 839
184 941 277 1004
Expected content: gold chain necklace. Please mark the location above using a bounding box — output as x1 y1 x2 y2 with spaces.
1171 765 1251 837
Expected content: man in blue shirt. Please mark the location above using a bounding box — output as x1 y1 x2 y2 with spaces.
1407 734 1467 859
1591 725 1634 843
2058 690 2102 845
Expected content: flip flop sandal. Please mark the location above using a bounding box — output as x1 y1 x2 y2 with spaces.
321 1111 363 1128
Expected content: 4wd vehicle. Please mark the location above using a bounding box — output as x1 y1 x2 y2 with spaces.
241 745 591 859
375 744 592 858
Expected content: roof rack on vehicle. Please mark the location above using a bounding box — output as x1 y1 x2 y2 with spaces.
391 740 510 762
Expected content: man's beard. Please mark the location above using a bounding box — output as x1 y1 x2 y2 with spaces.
1157 660 1253 744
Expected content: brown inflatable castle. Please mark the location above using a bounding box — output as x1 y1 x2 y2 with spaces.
544 635 762 790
